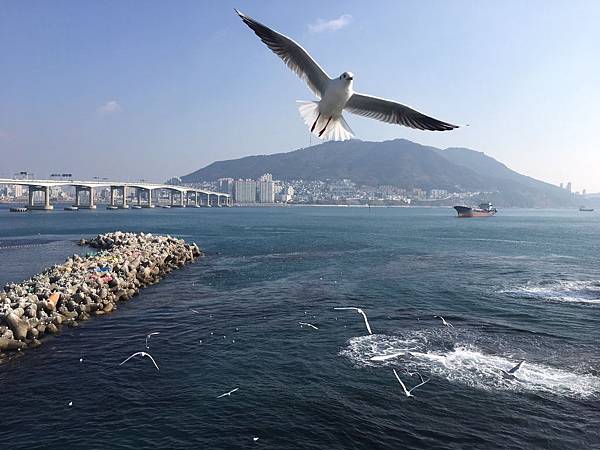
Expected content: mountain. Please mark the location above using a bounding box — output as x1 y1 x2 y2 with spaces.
181 139 574 207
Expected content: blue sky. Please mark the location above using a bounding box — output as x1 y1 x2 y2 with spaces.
1 1 599 190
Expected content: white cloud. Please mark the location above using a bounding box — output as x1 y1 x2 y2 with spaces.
308 14 352 33
97 100 121 115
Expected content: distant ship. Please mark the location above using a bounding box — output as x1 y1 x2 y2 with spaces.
454 202 497 218
579 206 594 212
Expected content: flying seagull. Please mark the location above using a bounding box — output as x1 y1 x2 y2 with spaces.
217 387 239 399
500 359 525 380
434 315 454 328
145 331 160 349
119 351 160 371
235 10 458 141
299 322 319 330
393 369 430 397
334 307 372 335
370 351 414 362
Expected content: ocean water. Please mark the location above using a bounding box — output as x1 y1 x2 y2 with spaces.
0 205 599 449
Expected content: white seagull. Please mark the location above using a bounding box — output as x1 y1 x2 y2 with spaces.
334 307 372 335
235 10 459 141
119 351 160 371
434 315 454 328
145 331 160 349
217 387 239 399
299 322 319 330
500 359 525 380
370 351 414 362
393 369 430 397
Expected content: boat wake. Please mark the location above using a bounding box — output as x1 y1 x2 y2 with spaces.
503 280 600 305
339 330 600 398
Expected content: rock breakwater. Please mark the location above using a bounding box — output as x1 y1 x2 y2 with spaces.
0 232 201 355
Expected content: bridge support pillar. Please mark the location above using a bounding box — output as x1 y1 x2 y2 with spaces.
147 188 154 208
27 186 53 210
110 187 116 206
44 186 51 209
74 186 81 207
87 187 96 209
119 186 128 209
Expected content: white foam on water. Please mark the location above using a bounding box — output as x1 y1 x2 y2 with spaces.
340 334 600 398
503 279 600 304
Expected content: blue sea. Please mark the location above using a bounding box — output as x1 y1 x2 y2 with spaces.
0 205 599 449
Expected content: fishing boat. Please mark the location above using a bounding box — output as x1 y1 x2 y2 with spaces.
579 206 594 212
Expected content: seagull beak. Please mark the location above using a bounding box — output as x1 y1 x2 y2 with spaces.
347 77 353 81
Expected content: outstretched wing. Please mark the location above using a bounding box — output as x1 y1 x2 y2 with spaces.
508 360 524 374
235 9 331 97
345 93 458 131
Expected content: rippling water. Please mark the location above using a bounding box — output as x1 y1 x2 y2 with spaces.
1 206 599 449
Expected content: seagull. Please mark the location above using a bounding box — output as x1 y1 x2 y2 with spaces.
370 351 414 362
393 369 430 397
145 332 160 349
217 387 239 399
299 322 319 330
190 309 201 314
434 315 454 328
79 357 83 363
253 437 259 442
334 307 372 335
235 10 458 141
119 352 160 371
500 359 525 380
68 401 73 407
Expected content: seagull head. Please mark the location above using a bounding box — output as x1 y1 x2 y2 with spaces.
340 71 354 82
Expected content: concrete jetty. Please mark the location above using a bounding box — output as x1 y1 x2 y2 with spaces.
0 232 201 355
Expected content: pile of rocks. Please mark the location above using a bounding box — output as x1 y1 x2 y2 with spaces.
0 232 201 354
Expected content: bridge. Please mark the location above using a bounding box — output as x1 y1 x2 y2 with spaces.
0 178 232 210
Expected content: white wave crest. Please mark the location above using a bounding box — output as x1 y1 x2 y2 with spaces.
503 280 600 304
340 334 600 398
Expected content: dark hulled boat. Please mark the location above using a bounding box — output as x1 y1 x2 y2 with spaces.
454 202 497 218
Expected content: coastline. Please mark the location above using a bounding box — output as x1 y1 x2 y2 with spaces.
0 232 201 356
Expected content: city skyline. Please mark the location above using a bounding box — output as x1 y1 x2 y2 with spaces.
1 1 599 190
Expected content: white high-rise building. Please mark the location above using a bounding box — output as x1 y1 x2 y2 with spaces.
278 185 294 203
234 179 257 203
218 178 234 195
257 173 274 203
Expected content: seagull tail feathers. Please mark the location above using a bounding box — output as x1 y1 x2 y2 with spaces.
297 101 354 142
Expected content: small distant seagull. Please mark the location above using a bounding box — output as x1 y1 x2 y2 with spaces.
334 307 372 335
253 437 259 442
190 309 201 314
217 387 239 399
393 369 430 397
235 10 458 141
68 401 73 407
299 322 319 330
120 352 160 371
434 315 454 328
501 359 525 380
79 357 83 363
145 332 160 349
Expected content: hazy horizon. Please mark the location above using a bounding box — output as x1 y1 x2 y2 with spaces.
1 1 599 191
